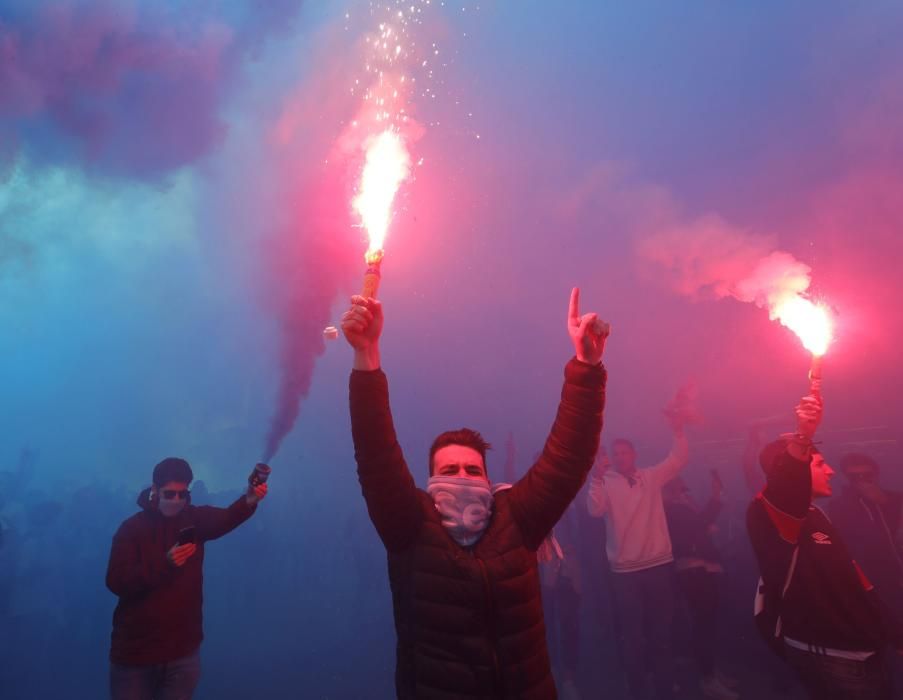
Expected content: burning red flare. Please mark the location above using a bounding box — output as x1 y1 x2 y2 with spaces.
352 129 411 258
772 295 833 357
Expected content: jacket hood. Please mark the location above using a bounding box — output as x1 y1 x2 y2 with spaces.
137 487 156 513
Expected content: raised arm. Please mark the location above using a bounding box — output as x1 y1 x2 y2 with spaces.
508 288 608 549
343 296 421 552
646 428 689 486
586 451 611 518
194 490 260 543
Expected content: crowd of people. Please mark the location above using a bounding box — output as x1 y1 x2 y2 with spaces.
1 288 901 699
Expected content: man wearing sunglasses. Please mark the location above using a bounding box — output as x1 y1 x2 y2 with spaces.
106 457 268 699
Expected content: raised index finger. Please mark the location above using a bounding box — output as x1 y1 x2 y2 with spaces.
568 287 580 325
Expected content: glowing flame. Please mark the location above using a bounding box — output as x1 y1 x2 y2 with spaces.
352 129 411 256
772 295 833 356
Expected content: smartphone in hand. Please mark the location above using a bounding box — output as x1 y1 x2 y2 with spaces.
177 526 196 546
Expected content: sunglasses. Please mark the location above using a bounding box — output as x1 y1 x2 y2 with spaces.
161 489 190 500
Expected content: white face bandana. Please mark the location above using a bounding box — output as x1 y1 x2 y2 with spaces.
157 495 186 518
427 476 495 547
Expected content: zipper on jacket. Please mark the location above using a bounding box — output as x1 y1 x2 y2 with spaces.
475 555 503 698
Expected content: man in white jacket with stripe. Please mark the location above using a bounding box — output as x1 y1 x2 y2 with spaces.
588 410 689 700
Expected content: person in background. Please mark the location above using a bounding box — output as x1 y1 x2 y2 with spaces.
829 453 903 618
663 471 739 700
747 394 903 699
106 457 267 700
587 403 690 700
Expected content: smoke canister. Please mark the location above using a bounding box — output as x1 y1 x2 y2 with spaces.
249 462 272 487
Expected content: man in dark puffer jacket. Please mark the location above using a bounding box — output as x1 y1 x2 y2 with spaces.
341 288 608 700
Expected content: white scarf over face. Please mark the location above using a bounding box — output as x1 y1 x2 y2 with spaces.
427 476 505 547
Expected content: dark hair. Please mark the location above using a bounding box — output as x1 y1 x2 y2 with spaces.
839 453 879 474
759 439 821 478
152 457 194 487
611 438 635 452
429 429 492 476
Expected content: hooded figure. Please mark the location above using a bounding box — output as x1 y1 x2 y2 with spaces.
106 457 267 700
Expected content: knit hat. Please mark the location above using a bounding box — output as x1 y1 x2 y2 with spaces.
152 457 194 486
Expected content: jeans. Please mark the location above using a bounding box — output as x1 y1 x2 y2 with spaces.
610 564 675 700
676 568 719 677
784 645 892 700
543 576 581 678
110 650 201 700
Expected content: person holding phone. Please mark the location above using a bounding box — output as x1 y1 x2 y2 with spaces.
105 457 268 700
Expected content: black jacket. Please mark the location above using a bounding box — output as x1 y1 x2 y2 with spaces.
829 487 903 602
665 497 722 567
747 451 903 653
106 488 256 665
350 359 606 699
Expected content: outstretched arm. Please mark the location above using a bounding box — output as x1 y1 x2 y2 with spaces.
194 488 261 542
509 288 608 549
646 389 690 486
587 451 611 518
344 296 422 552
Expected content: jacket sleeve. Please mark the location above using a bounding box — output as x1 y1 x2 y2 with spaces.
863 573 903 648
194 497 257 542
746 499 797 605
105 521 175 598
646 433 690 487
350 368 422 552
586 474 610 518
508 359 606 550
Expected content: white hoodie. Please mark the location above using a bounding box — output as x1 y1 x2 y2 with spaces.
587 433 689 573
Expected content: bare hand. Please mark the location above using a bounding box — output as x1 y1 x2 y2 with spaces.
795 394 823 439
567 287 607 365
593 449 611 478
246 482 268 506
664 382 701 433
341 296 383 351
167 543 197 567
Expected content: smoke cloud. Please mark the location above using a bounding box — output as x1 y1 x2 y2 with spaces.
638 213 814 314
0 0 303 179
